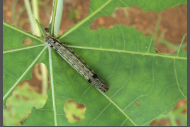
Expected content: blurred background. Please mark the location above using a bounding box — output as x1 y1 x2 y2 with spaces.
3 0 187 126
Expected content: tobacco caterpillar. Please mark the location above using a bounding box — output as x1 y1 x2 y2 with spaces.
45 29 109 92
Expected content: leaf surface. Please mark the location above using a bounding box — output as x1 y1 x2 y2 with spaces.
3 0 187 126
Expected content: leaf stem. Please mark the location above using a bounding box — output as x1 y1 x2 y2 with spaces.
24 0 36 35
32 0 41 36
49 0 63 37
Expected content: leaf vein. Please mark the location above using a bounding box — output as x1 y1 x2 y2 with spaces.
99 90 138 126
58 0 112 39
68 45 187 60
174 59 186 98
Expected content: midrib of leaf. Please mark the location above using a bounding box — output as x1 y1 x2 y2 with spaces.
3 45 48 101
68 45 187 60
3 44 46 53
3 21 44 43
48 46 58 126
99 90 138 126
58 0 112 39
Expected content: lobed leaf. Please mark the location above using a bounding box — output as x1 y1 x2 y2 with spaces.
3 0 187 126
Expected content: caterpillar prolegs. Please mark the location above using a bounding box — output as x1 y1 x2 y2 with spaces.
45 31 109 92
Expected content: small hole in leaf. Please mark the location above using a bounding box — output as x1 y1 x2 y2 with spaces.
135 100 140 106
22 38 34 46
64 99 86 124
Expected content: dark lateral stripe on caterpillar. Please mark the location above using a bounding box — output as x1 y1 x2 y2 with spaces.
44 33 109 92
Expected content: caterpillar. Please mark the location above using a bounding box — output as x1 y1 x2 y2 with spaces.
44 29 109 92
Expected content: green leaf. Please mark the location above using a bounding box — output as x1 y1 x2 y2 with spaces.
3 0 187 126
58 0 187 40
3 82 48 126
3 21 48 104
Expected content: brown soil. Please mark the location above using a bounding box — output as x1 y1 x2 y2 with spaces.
3 0 187 126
